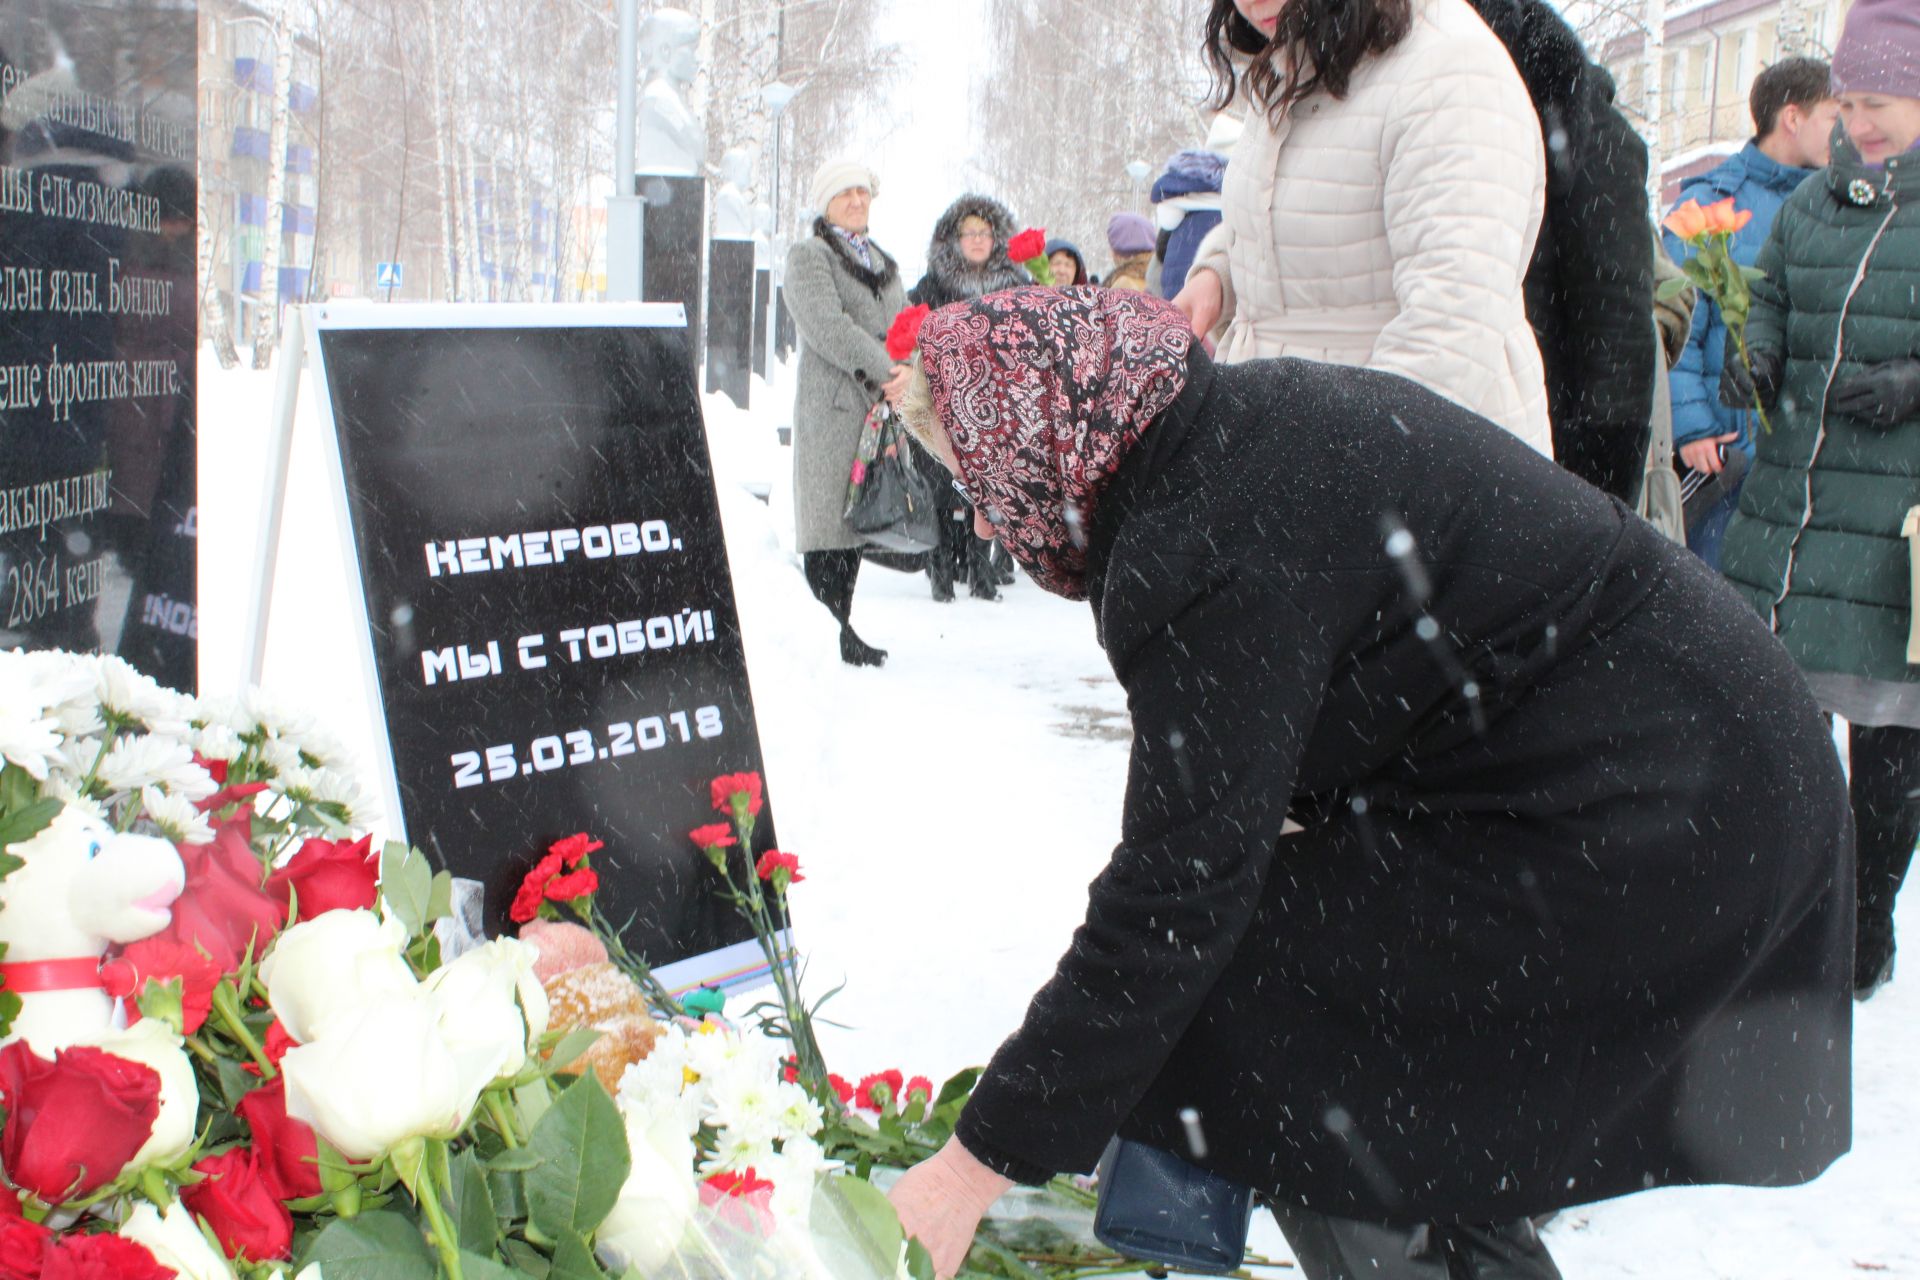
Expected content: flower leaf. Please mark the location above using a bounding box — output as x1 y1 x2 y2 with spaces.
448 1147 500 1256
526 1074 630 1239
0 796 63 850
295 1209 439 1279
812 1175 905 1276
545 1027 603 1074
549 1232 607 1280
379 841 433 937
454 1253 524 1280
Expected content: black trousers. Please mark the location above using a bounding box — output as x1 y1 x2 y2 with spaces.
802 548 861 625
1270 1204 1561 1280
1849 721 1920 979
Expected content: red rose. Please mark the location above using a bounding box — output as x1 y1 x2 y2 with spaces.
235 1078 322 1200
542 868 599 904
1007 228 1046 263
163 815 285 972
263 1020 296 1067
509 852 565 924
265 834 378 923
709 772 764 816
0 1043 161 1202
40 1233 175 1280
548 833 603 866
885 304 933 362
855 1070 904 1113
687 824 737 850
0 1215 49 1280
181 1148 293 1261
99 935 223 1034
753 850 804 889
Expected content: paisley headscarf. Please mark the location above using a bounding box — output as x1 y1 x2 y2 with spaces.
917 286 1195 599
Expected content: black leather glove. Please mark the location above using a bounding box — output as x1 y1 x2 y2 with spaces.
1719 345 1783 412
1829 359 1920 429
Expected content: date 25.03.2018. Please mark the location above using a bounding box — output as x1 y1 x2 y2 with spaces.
450 706 723 789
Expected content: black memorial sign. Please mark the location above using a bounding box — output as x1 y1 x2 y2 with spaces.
1 1 198 692
312 308 764 968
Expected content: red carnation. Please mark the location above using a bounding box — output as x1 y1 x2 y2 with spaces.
885 304 933 362
99 935 223 1034
1007 228 1047 264
855 1070 905 1113
826 1073 855 1105
543 868 599 904
548 832 603 866
688 824 738 850
754 850 804 889
709 773 764 817
509 851 565 924
780 1057 799 1085
705 1167 775 1198
0 1213 49 1277
40 1232 176 1280
905 1075 933 1103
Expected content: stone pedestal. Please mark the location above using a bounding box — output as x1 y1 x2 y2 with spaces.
752 268 771 380
705 240 754 410
775 285 797 364
638 173 705 373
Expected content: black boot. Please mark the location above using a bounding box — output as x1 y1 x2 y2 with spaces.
839 624 887 667
805 550 888 667
967 535 1000 601
929 541 956 602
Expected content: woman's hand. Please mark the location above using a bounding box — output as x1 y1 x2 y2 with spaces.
882 363 913 406
1679 432 1739 475
887 1137 1014 1279
1172 268 1223 339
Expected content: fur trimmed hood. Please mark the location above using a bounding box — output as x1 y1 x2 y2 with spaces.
1151 149 1229 202
913 193 1030 310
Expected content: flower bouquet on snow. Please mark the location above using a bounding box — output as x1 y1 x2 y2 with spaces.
0 649 915 1279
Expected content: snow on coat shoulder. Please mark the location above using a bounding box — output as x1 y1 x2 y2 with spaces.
1190 0 1551 455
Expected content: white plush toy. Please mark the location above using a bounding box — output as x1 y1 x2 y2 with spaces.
0 806 186 1054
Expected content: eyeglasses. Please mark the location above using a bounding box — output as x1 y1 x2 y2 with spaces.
957 229 994 242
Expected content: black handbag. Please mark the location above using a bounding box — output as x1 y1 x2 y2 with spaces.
843 403 940 554
1092 1138 1257 1274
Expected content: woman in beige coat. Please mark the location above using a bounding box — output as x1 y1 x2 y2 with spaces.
1176 0 1553 454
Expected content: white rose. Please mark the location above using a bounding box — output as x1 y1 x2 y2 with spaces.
280 989 470 1160
90 1019 199 1169
261 909 417 1043
595 1109 698 1274
422 937 549 1105
118 1199 236 1280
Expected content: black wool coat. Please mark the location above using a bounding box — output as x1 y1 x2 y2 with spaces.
953 351 1853 1223
1470 0 1657 504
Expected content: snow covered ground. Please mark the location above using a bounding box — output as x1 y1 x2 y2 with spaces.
201 350 1917 1278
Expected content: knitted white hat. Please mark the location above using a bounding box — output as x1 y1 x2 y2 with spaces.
808 160 878 214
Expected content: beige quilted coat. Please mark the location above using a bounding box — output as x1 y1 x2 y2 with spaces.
1191 0 1552 454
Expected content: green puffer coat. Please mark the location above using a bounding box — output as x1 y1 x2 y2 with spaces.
1721 135 1920 685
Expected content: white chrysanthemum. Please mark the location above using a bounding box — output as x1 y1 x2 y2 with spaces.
43 773 109 824
192 723 245 762
55 734 105 783
309 767 375 823
98 734 219 801
700 1125 775 1179
297 723 352 770
141 785 215 845
262 738 316 798
95 655 186 728
240 687 317 741
704 1068 781 1148
769 1080 825 1144
0 673 63 780
763 1136 829 1230
685 1022 783 1088
617 1026 706 1136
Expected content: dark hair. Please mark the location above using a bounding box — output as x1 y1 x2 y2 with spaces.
1204 0 1414 125
1750 57 1832 137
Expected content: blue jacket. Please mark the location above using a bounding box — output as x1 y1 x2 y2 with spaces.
1149 149 1227 298
1663 143 1818 452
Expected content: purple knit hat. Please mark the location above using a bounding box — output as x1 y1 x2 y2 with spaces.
1831 0 1920 98
1107 212 1155 256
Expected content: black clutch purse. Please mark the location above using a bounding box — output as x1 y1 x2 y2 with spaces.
1092 1138 1256 1274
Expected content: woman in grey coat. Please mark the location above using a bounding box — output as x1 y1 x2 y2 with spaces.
783 160 910 665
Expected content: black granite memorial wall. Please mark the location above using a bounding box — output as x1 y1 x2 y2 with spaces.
1 1 198 692
704 240 753 411
639 174 703 377
752 267 770 381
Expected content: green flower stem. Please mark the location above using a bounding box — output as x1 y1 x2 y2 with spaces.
413 1141 466 1280
484 1091 521 1149
1732 326 1776 435
183 1035 219 1065
211 983 275 1077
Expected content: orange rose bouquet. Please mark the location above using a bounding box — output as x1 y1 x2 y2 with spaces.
1661 197 1772 432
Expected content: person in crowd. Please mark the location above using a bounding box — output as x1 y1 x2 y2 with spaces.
1104 213 1155 292
1666 57 1838 567
782 159 908 666
1468 0 1656 503
1719 0 1920 1000
1149 115 1240 300
885 287 1850 1280
908 194 1030 601
1175 0 1551 455
1636 231 1697 543
1045 238 1092 287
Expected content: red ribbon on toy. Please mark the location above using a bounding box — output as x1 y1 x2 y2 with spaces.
0 957 108 994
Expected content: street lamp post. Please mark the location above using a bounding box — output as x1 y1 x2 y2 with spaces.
1125 158 1151 211
759 80 797 375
